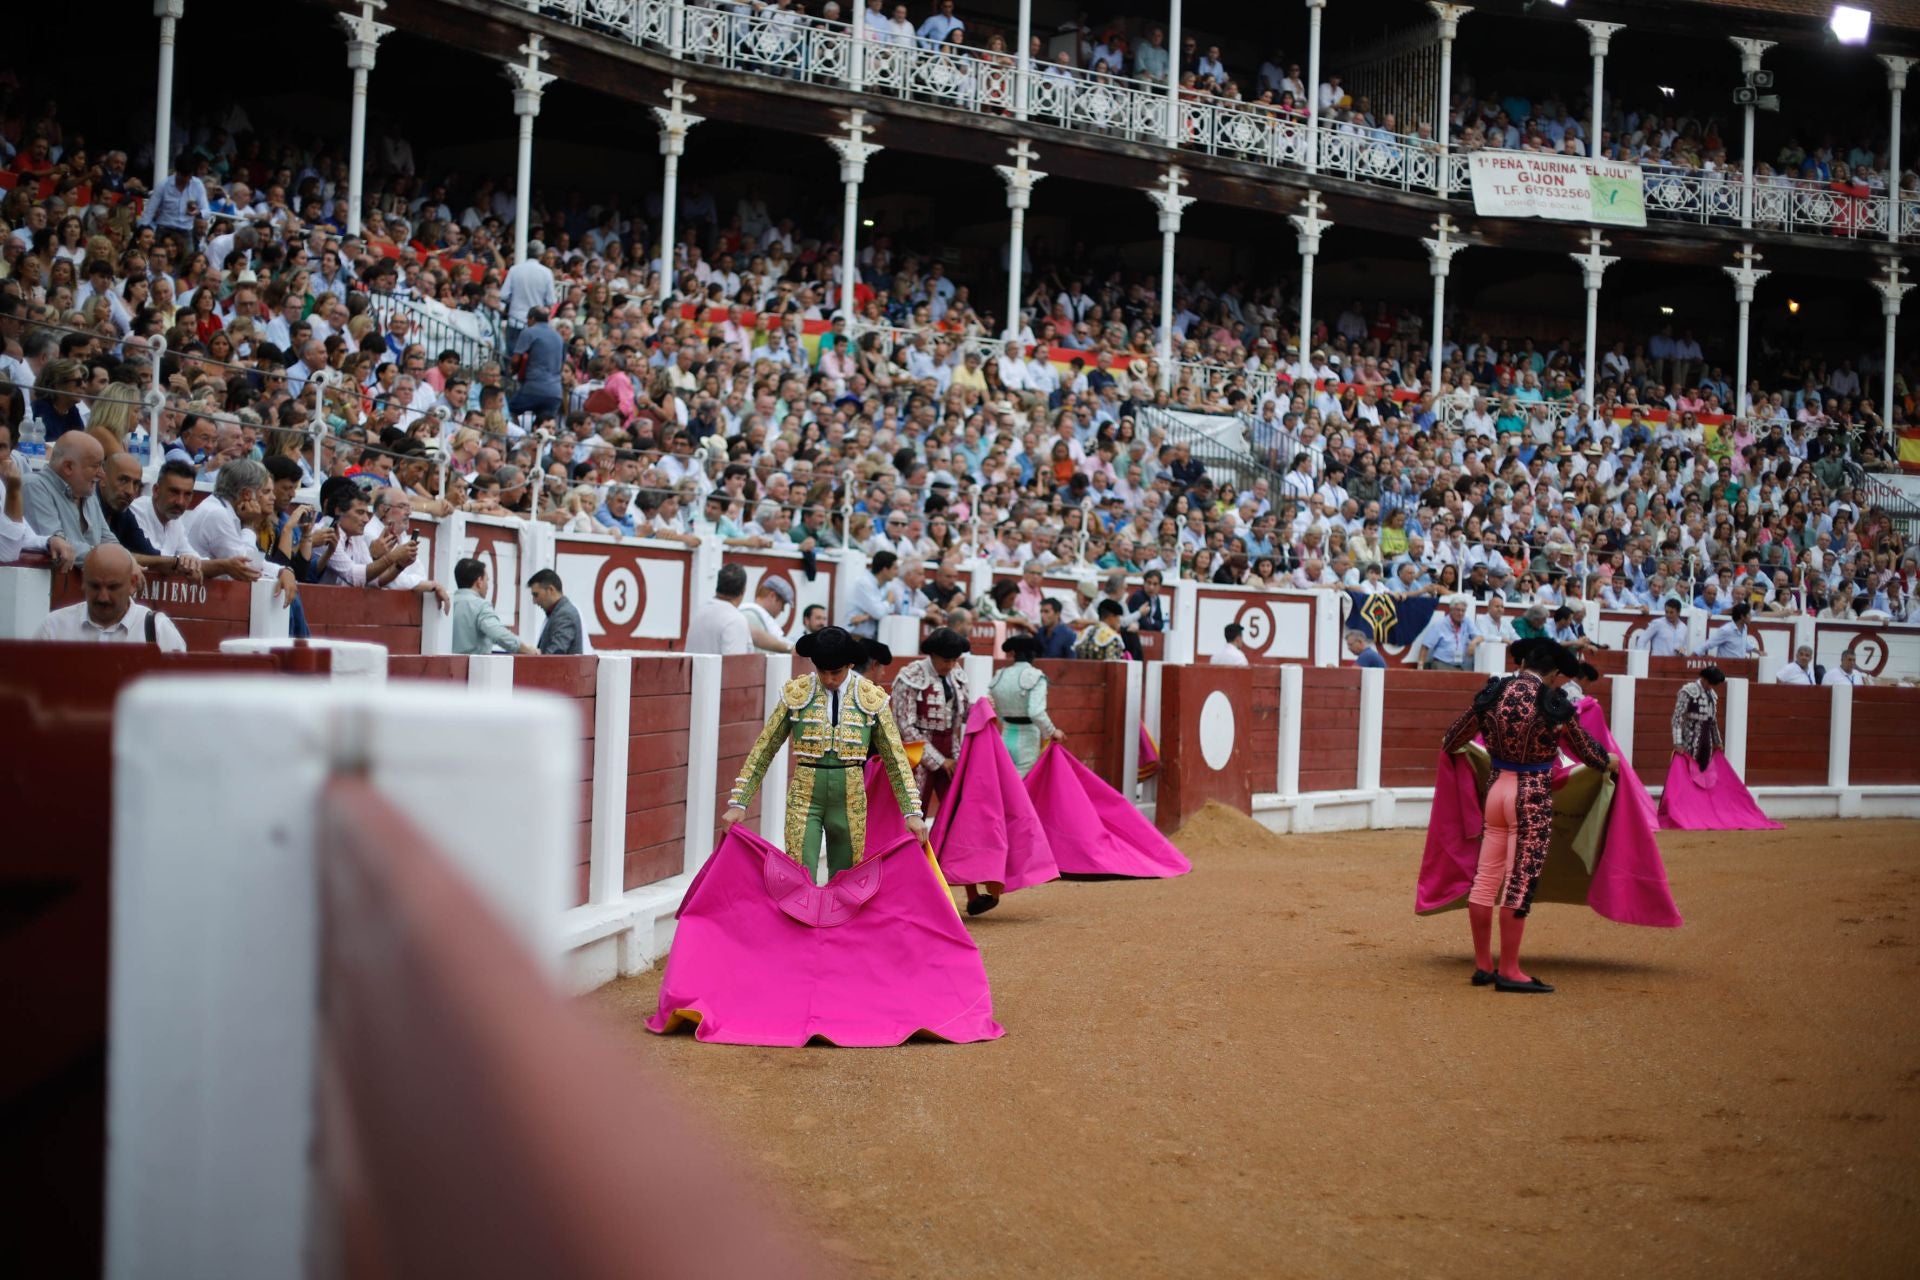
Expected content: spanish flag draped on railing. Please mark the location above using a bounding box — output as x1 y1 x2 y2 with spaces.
1900 427 1920 474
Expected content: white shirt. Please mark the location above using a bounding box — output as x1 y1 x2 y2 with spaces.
1776 661 1817 685
1823 666 1867 686
684 597 753 655
0 505 51 561
503 258 557 325
1209 645 1249 666
129 495 192 556
738 600 788 649
36 600 187 652
1640 615 1690 656
181 496 263 564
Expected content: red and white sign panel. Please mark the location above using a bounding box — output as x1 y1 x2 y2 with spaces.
553 536 693 650
1194 587 1317 663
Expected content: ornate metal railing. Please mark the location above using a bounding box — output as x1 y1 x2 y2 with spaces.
511 0 1908 244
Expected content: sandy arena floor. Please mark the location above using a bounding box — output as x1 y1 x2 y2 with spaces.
590 811 1920 1278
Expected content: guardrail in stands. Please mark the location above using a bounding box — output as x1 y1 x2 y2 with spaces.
510 0 1910 244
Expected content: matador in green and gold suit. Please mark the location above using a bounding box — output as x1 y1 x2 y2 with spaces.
725 627 924 878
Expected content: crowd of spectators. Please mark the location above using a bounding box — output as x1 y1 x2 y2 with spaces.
0 52 1914 660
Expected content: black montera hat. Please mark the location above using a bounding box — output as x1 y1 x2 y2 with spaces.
920 627 970 659
795 625 863 671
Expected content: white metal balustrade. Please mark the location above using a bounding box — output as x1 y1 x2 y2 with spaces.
509 0 1907 244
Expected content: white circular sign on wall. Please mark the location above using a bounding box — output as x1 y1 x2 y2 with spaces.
1199 690 1236 772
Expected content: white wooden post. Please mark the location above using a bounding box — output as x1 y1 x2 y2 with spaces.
219 637 387 682
1624 647 1650 678
106 677 573 1280
1610 673 1637 764
422 509 463 656
1475 639 1507 673
1165 578 1199 664
1724 675 1750 777
1275 663 1303 795
248 577 290 639
0 565 52 637
467 652 516 693
1121 658 1143 802
1356 665 1385 791
1141 659 1164 802
590 654 633 906
1828 681 1853 790
759 652 794 844
1312 589 1343 666
685 652 722 874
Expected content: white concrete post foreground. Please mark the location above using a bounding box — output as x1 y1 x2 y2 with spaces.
338 1 392 238
653 79 704 308
1610 674 1637 763
827 110 881 322
1292 190 1332 359
996 140 1045 340
1570 228 1617 405
105 678 574 1280
1422 215 1467 390
1577 19 1622 162
1883 56 1914 243
505 36 555 265
1146 166 1195 392
1872 258 1913 426
152 0 185 195
1724 244 1768 417
1428 4 1470 195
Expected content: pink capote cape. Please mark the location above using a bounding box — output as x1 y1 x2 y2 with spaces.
1416 697 1682 928
1657 750 1783 830
1024 745 1192 879
926 699 1060 894
646 826 1005 1046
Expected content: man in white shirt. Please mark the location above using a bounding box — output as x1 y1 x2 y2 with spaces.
1472 593 1519 645
738 574 795 654
1776 644 1818 685
1823 650 1870 686
181 459 300 607
1209 622 1251 665
504 239 558 327
685 563 755 655
1639 598 1691 656
35 544 187 652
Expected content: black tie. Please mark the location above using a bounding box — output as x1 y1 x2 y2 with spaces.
940 675 955 709
830 686 840 726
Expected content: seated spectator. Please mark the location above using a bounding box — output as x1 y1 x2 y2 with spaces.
24 432 119 564
181 458 301 610
0 422 77 568
34 544 186 652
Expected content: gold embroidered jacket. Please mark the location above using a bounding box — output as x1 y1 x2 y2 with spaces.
729 673 923 850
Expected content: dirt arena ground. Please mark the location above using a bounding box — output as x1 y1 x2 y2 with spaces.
591 811 1920 1279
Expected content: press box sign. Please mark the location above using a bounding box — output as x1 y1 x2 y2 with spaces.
1469 153 1646 228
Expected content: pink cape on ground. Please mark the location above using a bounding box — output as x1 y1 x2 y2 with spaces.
1415 698 1682 927
646 826 1005 1046
927 699 1060 893
1024 745 1192 879
1657 750 1784 830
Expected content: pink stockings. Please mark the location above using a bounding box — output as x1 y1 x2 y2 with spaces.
1469 772 1536 982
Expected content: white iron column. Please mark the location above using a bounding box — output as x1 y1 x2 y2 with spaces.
1164 0 1183 147
1291 190 1331 357
996 141 1045 340
1731 38 1775 230
1014 0 1032 120
1723 244 1768 417
1570 229 1617 405
1882 56 1913 243
1428 4 1470 196
1422 215 1467 390
828 111 881 322
1147 167 1195 392
153 0 185 194
505 36 555 266
1872 258 1913 423
339 1 392 239
1578 20 1622 159
652 79 704 308
1305 0 1326 176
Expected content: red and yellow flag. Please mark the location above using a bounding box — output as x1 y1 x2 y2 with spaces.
1900 428 1920 474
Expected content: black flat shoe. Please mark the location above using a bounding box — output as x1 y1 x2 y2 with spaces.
1472 968 1496 986
1493 975 1555 993
967 894 1000 916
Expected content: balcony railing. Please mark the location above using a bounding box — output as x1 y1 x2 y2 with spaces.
512 0 1908 244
